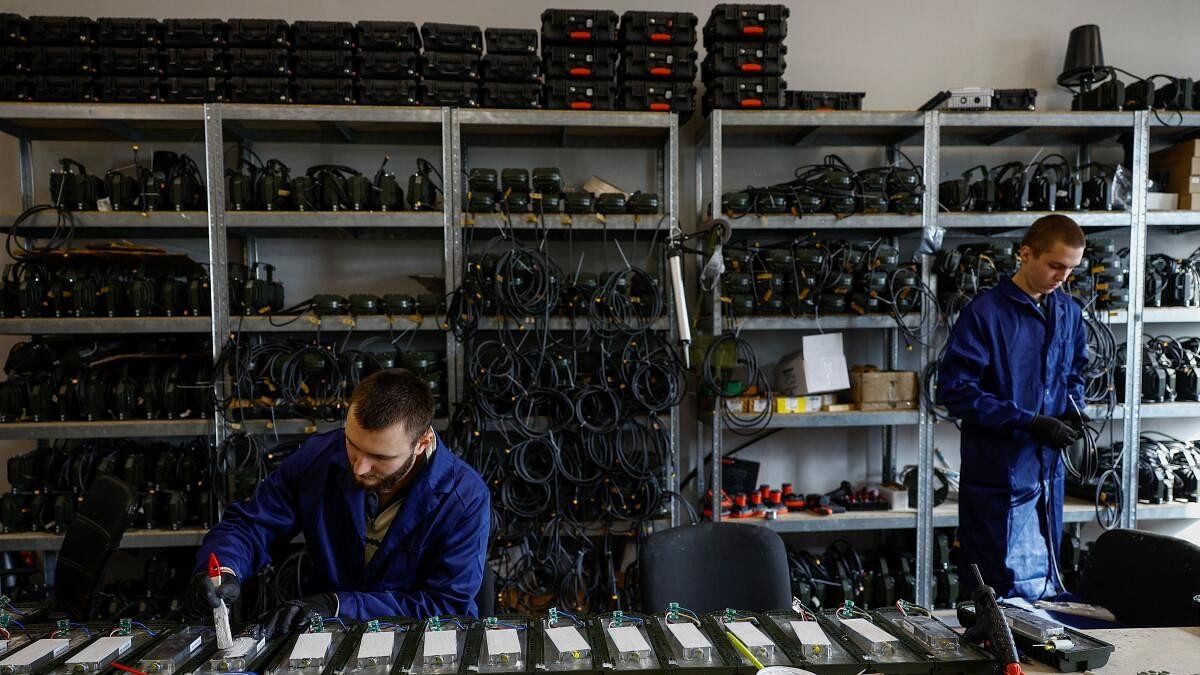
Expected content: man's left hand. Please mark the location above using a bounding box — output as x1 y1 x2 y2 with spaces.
263 593 339 639
1058 408 1090 432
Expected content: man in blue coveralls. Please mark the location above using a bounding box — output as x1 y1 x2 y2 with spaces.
939 214 1088 600
183 369 490 635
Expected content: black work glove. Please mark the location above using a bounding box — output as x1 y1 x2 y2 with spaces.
263 594 339 639
1028 414 1082 448
1057 407 1090 432
184 571 240 618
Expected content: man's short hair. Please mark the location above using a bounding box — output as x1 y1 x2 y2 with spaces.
1022 214 1085 254
349 369 435 440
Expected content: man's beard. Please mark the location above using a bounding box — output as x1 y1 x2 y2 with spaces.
356 451 420 494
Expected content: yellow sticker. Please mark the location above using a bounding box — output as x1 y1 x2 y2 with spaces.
341 317 355 327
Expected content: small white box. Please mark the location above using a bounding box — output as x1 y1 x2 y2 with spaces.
1147 192 1179 210
775 333 850 395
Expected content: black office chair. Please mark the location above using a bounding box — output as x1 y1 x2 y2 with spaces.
640 522 791 614
475 565 495 617
1078 528 1200 627
55 476 137 620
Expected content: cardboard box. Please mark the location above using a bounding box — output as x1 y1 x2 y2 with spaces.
1180 193 1200 211
774 333 850 395
1151 141 1200 195
1147 192 1179 210
1151 139 1200 162
849 368 919 409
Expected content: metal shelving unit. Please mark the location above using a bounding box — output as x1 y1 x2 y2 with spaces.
0 528 209 551
0 317 210 334
451 107 684 526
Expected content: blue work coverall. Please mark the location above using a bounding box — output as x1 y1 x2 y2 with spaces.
195 428 491 618
938 276 1087 600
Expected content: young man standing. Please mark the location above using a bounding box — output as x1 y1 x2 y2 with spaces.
939 214 1089 600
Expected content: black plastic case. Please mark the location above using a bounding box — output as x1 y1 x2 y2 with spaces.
621 80 695 113
481 53 541 82
1 14 30 45
164 76 226 102
30 46 95 74
29 16 96 45
482 81 542 109
702 76 785 111
703 4 789 44
421 80 480 107
165 48 228 76
97 18 161 46
293 50 354 78
31 75 96 100
99 76 162 102
293 77 355 104
228 48 291 76
292 21 353 49
357 51 420 79
162 19 227 47
356 78 419 105
994 87 1037 111
227 19 290 47
0 46 29 73
422 51 480 81
97 46 163 74
619 11 698 45
484 28 538 54
228 76 290 103
545 79 617 110
701 41 786 78
420 23 483 54
0 75 29 100
356 21 420 51
540 9 619 45
619 45 697 81
543 45 617 79
783 90 864 111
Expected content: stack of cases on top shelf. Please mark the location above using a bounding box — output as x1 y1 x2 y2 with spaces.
0 14 31 100
19 15 98 102
96 18 165 102
618 11 698 118
161 19 231 103
701 4 788 113
288 20 355 104
480 27 541 108
225 18 291 104
354 21 421 105
420 22 482 107
541 8 618 110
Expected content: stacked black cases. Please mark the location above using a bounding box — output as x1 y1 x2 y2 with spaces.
701 4 789 113
419 22 481 107
288 20 353 104
26 15 97 101
481 27 541 109
541 8 618 110
0 14 30 100
95 18 163 102
618 11 697 118
356 21 421 105
227 18 291 104
161 19 228 102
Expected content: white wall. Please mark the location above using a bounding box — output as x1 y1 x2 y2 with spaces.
4 0 1200 544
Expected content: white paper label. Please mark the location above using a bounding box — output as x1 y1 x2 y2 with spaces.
788 621 831 647
290 633 332 661
484 629 521 657
0 639 70 667
67 637 132 664
423 630 457 658
665 623 710 650
725 622 772 648
357 632 395 660
545 627 590 654
607 626 649 654
838 618 896 643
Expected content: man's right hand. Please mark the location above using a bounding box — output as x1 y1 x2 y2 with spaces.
1029 415 1082 448
184 571 241 618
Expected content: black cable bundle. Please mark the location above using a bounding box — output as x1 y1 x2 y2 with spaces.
449 227 683 613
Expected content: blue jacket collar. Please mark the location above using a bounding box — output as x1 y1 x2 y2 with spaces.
330 428 457 578
998 275 1068 310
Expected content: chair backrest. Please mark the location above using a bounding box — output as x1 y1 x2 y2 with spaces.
55 476 136 620
475 564 496 618
640 522 790 614
1080 528 1200 627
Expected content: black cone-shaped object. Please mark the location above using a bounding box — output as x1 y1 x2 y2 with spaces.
1059 24 1106 87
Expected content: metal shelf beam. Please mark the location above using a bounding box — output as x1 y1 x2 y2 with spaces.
0 317 210 334
0 420 213 440
0 528 208 551
230 315 443 333
224 211 445 230
462 213 671 231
